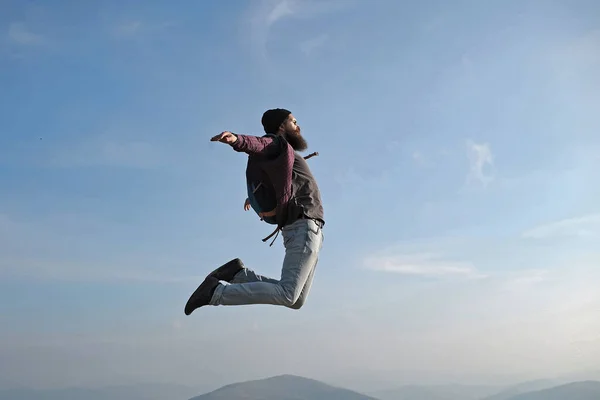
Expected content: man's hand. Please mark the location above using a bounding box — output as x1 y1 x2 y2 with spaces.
244 198 276 219
210 131 238 145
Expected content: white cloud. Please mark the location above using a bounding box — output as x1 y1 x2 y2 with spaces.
364 252 486 279
412 150 424 165
265 0 296 25
522 213 600 239
245 0 296 63
300 34 329 55
259 0 351 26
466 139 494 186
7 22 44 46
244 0 352 64
501 269 549 292
407 147 450 168
348 253 600 383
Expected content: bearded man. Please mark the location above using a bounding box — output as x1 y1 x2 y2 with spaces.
184 108 325 314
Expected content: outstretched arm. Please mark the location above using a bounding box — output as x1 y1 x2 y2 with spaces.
210 131 284 158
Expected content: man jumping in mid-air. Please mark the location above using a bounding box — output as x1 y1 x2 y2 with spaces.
184 108 325 314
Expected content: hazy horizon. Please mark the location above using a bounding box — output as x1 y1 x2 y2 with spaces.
1 0 599 394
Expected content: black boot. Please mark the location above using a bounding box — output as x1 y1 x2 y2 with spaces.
184 276 220 315
208 258 244 282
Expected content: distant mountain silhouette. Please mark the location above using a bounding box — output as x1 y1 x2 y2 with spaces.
505 380 600 400
3 376 599 400
480 379 562 400
189 374 379 400
0 383 200 400
371 383 501 400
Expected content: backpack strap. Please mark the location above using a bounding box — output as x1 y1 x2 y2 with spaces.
262 226 281 247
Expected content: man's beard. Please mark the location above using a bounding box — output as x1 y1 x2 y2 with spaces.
283 127 308 152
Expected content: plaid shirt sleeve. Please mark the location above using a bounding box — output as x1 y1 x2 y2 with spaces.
230 134 283 158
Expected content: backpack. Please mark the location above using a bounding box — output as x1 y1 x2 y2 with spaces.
247 179 278 225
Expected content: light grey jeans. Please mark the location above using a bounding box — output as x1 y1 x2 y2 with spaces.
209 218 324 309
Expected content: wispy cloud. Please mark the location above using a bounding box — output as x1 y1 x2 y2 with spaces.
245 0 296 63
466 139 494 186
259 0 351 26
522 213 600 239
364 252 486 279
300 34 329 55
265 0 296 25
412 150 425 165
245 0 351 65
502 269 549 292
7 22 45 46
406 146 451 168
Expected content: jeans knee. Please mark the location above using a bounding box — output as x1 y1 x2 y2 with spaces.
288 297 305 310
279 287 301 308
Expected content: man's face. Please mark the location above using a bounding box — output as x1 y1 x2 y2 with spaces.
280 114 308 151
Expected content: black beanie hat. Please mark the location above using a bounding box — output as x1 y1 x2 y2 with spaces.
261 108 291 134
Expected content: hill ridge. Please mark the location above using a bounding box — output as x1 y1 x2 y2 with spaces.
506 380 600 400
189 373 379 400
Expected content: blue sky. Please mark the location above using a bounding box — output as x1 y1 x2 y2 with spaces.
1 0 599 393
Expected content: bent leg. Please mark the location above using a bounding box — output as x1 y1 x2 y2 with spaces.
289 258 318 309
289 222 323 309
209 219 323 307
